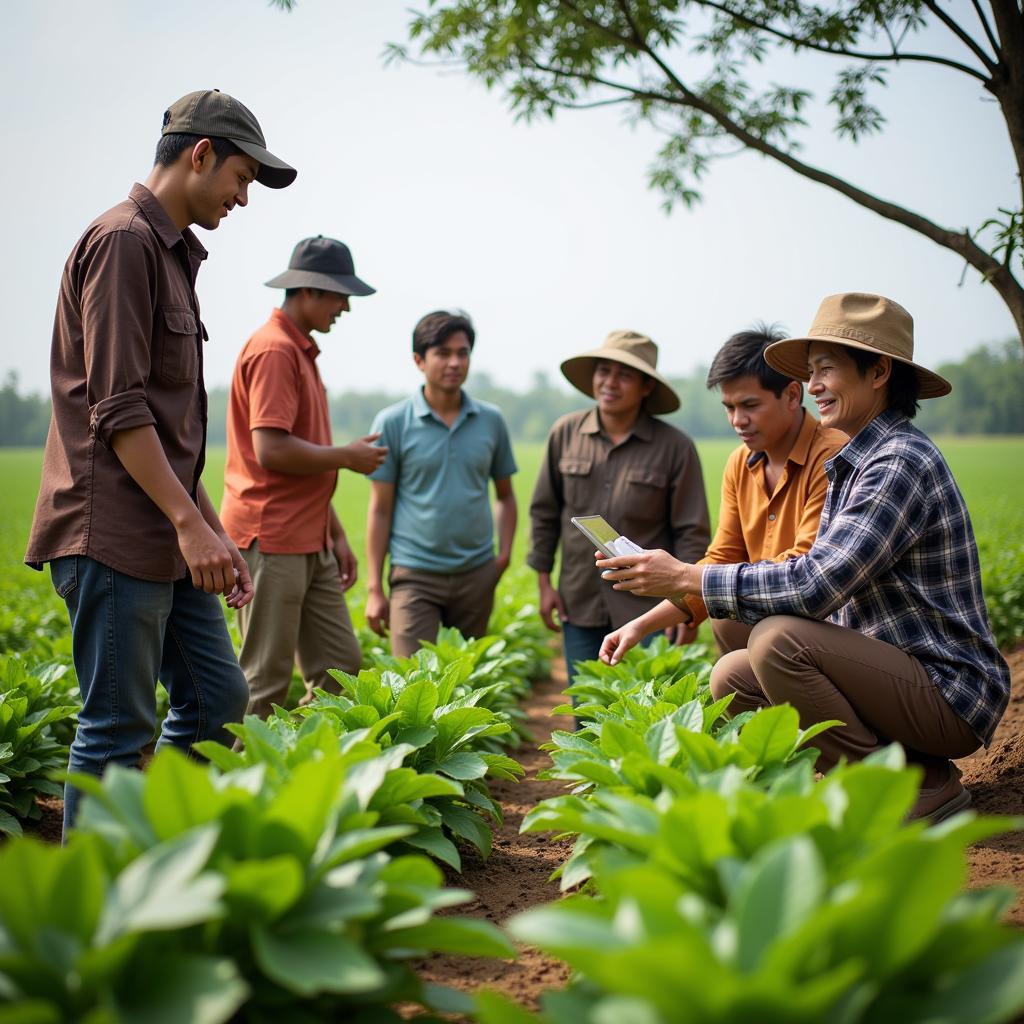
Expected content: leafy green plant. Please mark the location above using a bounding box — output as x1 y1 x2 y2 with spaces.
305 667 524 866
197 707 492 871
529 703 839 888
478 754 1024 1024
563 634 714 718
33 746 515 1021
0 656 79 835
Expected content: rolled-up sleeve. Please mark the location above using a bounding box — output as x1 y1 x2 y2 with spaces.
81 231 157 446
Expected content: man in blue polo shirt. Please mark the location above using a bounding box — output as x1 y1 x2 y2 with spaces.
365 310 518 656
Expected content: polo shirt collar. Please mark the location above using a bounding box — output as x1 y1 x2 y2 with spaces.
832 408 907 470
128 183 208 263
580 407 655 441
744 407 818 471
270 308 321 358
413 387 477 423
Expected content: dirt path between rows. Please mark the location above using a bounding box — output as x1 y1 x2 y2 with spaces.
412 663 574 1008
960 645 1024 922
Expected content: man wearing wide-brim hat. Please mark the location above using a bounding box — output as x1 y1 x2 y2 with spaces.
597 293 1010 821
220 236 387 719
528 330 711 695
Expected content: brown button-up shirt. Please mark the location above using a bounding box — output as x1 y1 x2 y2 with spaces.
528 408 711 628
25 184 209 582
683 410 847 626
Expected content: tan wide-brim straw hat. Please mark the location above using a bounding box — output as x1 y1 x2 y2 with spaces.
560 330 680 415
764 292 952 399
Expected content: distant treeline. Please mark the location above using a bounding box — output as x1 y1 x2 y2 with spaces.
3 341 1022 446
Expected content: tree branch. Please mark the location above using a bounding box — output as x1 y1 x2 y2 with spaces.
971 0 1002 55
523 38 1017 296
689 0 990 80
922 0 998 70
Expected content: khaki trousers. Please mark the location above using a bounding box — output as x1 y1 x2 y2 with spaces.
710 615 979 773
237 543 361 719
388 559 499 659
711 617 753 656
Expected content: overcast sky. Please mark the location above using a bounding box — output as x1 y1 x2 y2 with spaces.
1 0 1016 401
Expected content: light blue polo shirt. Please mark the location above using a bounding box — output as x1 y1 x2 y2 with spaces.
370 389 518 573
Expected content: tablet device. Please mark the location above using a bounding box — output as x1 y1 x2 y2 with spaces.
571 515 694 621
570 514 631 558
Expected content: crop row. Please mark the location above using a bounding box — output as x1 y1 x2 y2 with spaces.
474 638 1024 1024
0 613 551 1021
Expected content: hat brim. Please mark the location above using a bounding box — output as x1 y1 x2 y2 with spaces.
232 138 297 189
764 335 952 400
560 348 680 415
264 269 376 296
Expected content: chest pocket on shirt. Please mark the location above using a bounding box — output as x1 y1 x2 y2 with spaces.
158 307 199 384
558 456 593 506
625 467 668 523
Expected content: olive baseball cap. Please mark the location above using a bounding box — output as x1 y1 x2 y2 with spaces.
161 89 297 189
265 236 376 296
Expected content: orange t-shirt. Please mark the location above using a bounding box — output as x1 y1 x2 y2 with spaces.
220 309 335 554
684 410 847 625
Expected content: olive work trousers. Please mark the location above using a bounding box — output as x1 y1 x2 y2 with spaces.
709 615 980 774
237 542 362 720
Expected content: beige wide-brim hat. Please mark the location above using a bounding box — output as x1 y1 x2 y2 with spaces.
764 292 951 399
560 330 680 415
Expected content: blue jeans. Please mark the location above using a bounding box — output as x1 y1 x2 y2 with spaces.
51 556 248 834
562 622 661 687
562 622 613 689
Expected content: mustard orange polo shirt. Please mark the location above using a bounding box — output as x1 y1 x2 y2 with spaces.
683 410 847 625
221 309 335 554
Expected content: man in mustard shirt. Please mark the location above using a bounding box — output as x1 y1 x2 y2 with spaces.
606 326 845 655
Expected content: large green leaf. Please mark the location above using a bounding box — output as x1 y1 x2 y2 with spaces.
394 680 438 728
382 917 515 958
96 826 224 943
732 836 824 971
223 855 304 921
141 749 224 840
252 925 386 995
738 705 800 766
117 954 248 1024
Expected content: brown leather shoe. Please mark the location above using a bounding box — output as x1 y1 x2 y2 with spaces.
909 764 972 823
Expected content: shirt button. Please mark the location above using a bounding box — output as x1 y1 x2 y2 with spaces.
768 513 777 521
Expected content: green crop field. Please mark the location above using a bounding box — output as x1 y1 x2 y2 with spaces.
2 435 1022 660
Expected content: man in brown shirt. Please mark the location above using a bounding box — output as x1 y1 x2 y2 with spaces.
24 90 296 833
596 325 845 658
528 331 711 686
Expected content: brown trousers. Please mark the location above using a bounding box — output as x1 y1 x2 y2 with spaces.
237 543 361 719
388 559 499 659
709 615 979 773
711 617 753 656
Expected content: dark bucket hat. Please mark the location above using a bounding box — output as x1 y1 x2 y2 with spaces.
264 236 376 296
162 89 297 189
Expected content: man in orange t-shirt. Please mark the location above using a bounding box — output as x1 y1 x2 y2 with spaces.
598 325 846 657
221 236 386 718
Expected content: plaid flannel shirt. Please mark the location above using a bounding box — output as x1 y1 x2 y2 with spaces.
702 410 1010 745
